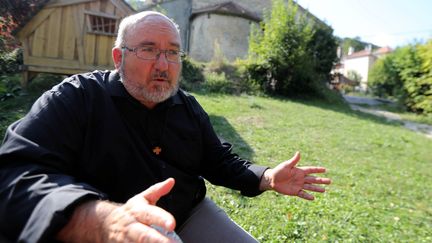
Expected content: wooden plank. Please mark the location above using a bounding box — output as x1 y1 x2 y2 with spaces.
46 8 62 58
74 4 86 64
107 36 115 66
46 0 94 8
27 63 112 75
17 8 54 39
100 0 107 13
96 35 110 66
105 1 115 15
89 0 100 11
62 6 76 60
28 56 80 68
32 20 48 57
22 39 30 63
84 34 96 65
110 0 134 16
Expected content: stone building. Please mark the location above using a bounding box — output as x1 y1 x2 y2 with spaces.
142 0 327 62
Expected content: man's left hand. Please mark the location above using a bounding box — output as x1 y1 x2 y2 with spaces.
259 151 331 200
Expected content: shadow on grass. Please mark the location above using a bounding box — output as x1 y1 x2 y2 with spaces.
208 115 255 160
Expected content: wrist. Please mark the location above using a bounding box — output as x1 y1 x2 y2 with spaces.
259 169 273 191
56 200 120 243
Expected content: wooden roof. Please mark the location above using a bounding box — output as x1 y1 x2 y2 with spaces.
13 0 134 36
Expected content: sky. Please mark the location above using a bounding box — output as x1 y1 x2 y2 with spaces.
295 0 432 48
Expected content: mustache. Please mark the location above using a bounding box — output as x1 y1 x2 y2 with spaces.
152 71 168 79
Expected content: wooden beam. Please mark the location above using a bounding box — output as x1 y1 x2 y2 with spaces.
26 64 112 75
74 4 86 65
62 6 76 60
46 8 62 58
17 8 54 39
27 56 80 69
46 0 94 8
83 10 119 19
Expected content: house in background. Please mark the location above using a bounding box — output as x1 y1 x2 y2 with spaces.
142 0 329 62
339 46 393 91
15 0 134 86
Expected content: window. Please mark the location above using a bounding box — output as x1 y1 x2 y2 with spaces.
86 12 118 36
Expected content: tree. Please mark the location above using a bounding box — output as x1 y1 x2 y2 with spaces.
368 41 432 114
0 0 48 51
246 0 337 97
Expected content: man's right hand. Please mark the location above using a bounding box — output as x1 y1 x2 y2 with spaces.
57 178 179 243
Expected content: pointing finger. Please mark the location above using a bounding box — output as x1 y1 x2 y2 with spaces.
141 178 175 205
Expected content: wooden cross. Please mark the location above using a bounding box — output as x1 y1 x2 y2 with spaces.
152 146 162 155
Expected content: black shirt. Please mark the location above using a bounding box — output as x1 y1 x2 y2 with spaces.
0 70 268 242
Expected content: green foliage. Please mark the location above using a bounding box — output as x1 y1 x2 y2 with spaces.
368 41 432 114
0 73 21 101
200 72 236 94
179 55 205 90
245 0 338 99
347 70 362 83
0 48 23 74
368 54 404 99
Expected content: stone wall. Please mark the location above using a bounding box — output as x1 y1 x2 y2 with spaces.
189 14 258 62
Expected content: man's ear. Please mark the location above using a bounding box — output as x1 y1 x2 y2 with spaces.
112 47 122 69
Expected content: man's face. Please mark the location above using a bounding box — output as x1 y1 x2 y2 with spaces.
119 15 181 107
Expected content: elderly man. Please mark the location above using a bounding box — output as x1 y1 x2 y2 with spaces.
0 11 331 242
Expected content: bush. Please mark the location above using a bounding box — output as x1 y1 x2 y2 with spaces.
180 55 205 91
368 41 432 114
0 48 23 74
201 72 235 93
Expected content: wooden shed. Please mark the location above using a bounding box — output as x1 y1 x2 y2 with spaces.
16 0 135 86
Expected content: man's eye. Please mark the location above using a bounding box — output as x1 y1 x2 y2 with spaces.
167 50 179 55
140 47 155 52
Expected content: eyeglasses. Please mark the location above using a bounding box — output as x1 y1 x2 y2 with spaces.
122 46 184 63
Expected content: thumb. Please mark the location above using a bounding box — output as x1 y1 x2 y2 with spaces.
281 151 301 169
142 178 175 205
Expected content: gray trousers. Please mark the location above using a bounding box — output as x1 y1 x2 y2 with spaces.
177 198 259 243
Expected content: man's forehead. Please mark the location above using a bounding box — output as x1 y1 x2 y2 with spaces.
126 15 180 45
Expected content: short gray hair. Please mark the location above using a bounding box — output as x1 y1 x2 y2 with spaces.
114 11 180 48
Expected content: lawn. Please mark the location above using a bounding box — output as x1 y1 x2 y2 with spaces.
194 93 431 242
1 77 431 242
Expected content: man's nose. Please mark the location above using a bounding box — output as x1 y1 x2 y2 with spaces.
154 51 169 71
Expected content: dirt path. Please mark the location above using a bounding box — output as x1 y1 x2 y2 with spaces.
344 95 432 139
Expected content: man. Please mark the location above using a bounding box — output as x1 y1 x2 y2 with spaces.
0 11 331 242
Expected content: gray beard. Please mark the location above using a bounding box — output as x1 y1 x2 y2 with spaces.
119 68 179 104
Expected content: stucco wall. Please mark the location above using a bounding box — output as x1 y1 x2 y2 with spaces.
192 0 272 18
147 0 192 49
189 14 257 62
343 55 377 90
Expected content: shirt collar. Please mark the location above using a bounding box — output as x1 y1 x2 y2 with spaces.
107 70 183 107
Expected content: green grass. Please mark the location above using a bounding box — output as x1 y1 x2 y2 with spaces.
193 93 431 242
1 77 431 242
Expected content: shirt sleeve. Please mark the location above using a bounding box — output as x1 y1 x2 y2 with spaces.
0 78 106 242
195 103 269 197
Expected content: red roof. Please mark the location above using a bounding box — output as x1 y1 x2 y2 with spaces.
373 46 393 55
345 49 372 59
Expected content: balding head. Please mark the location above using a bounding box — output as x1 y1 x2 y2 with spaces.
114 11 180 48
